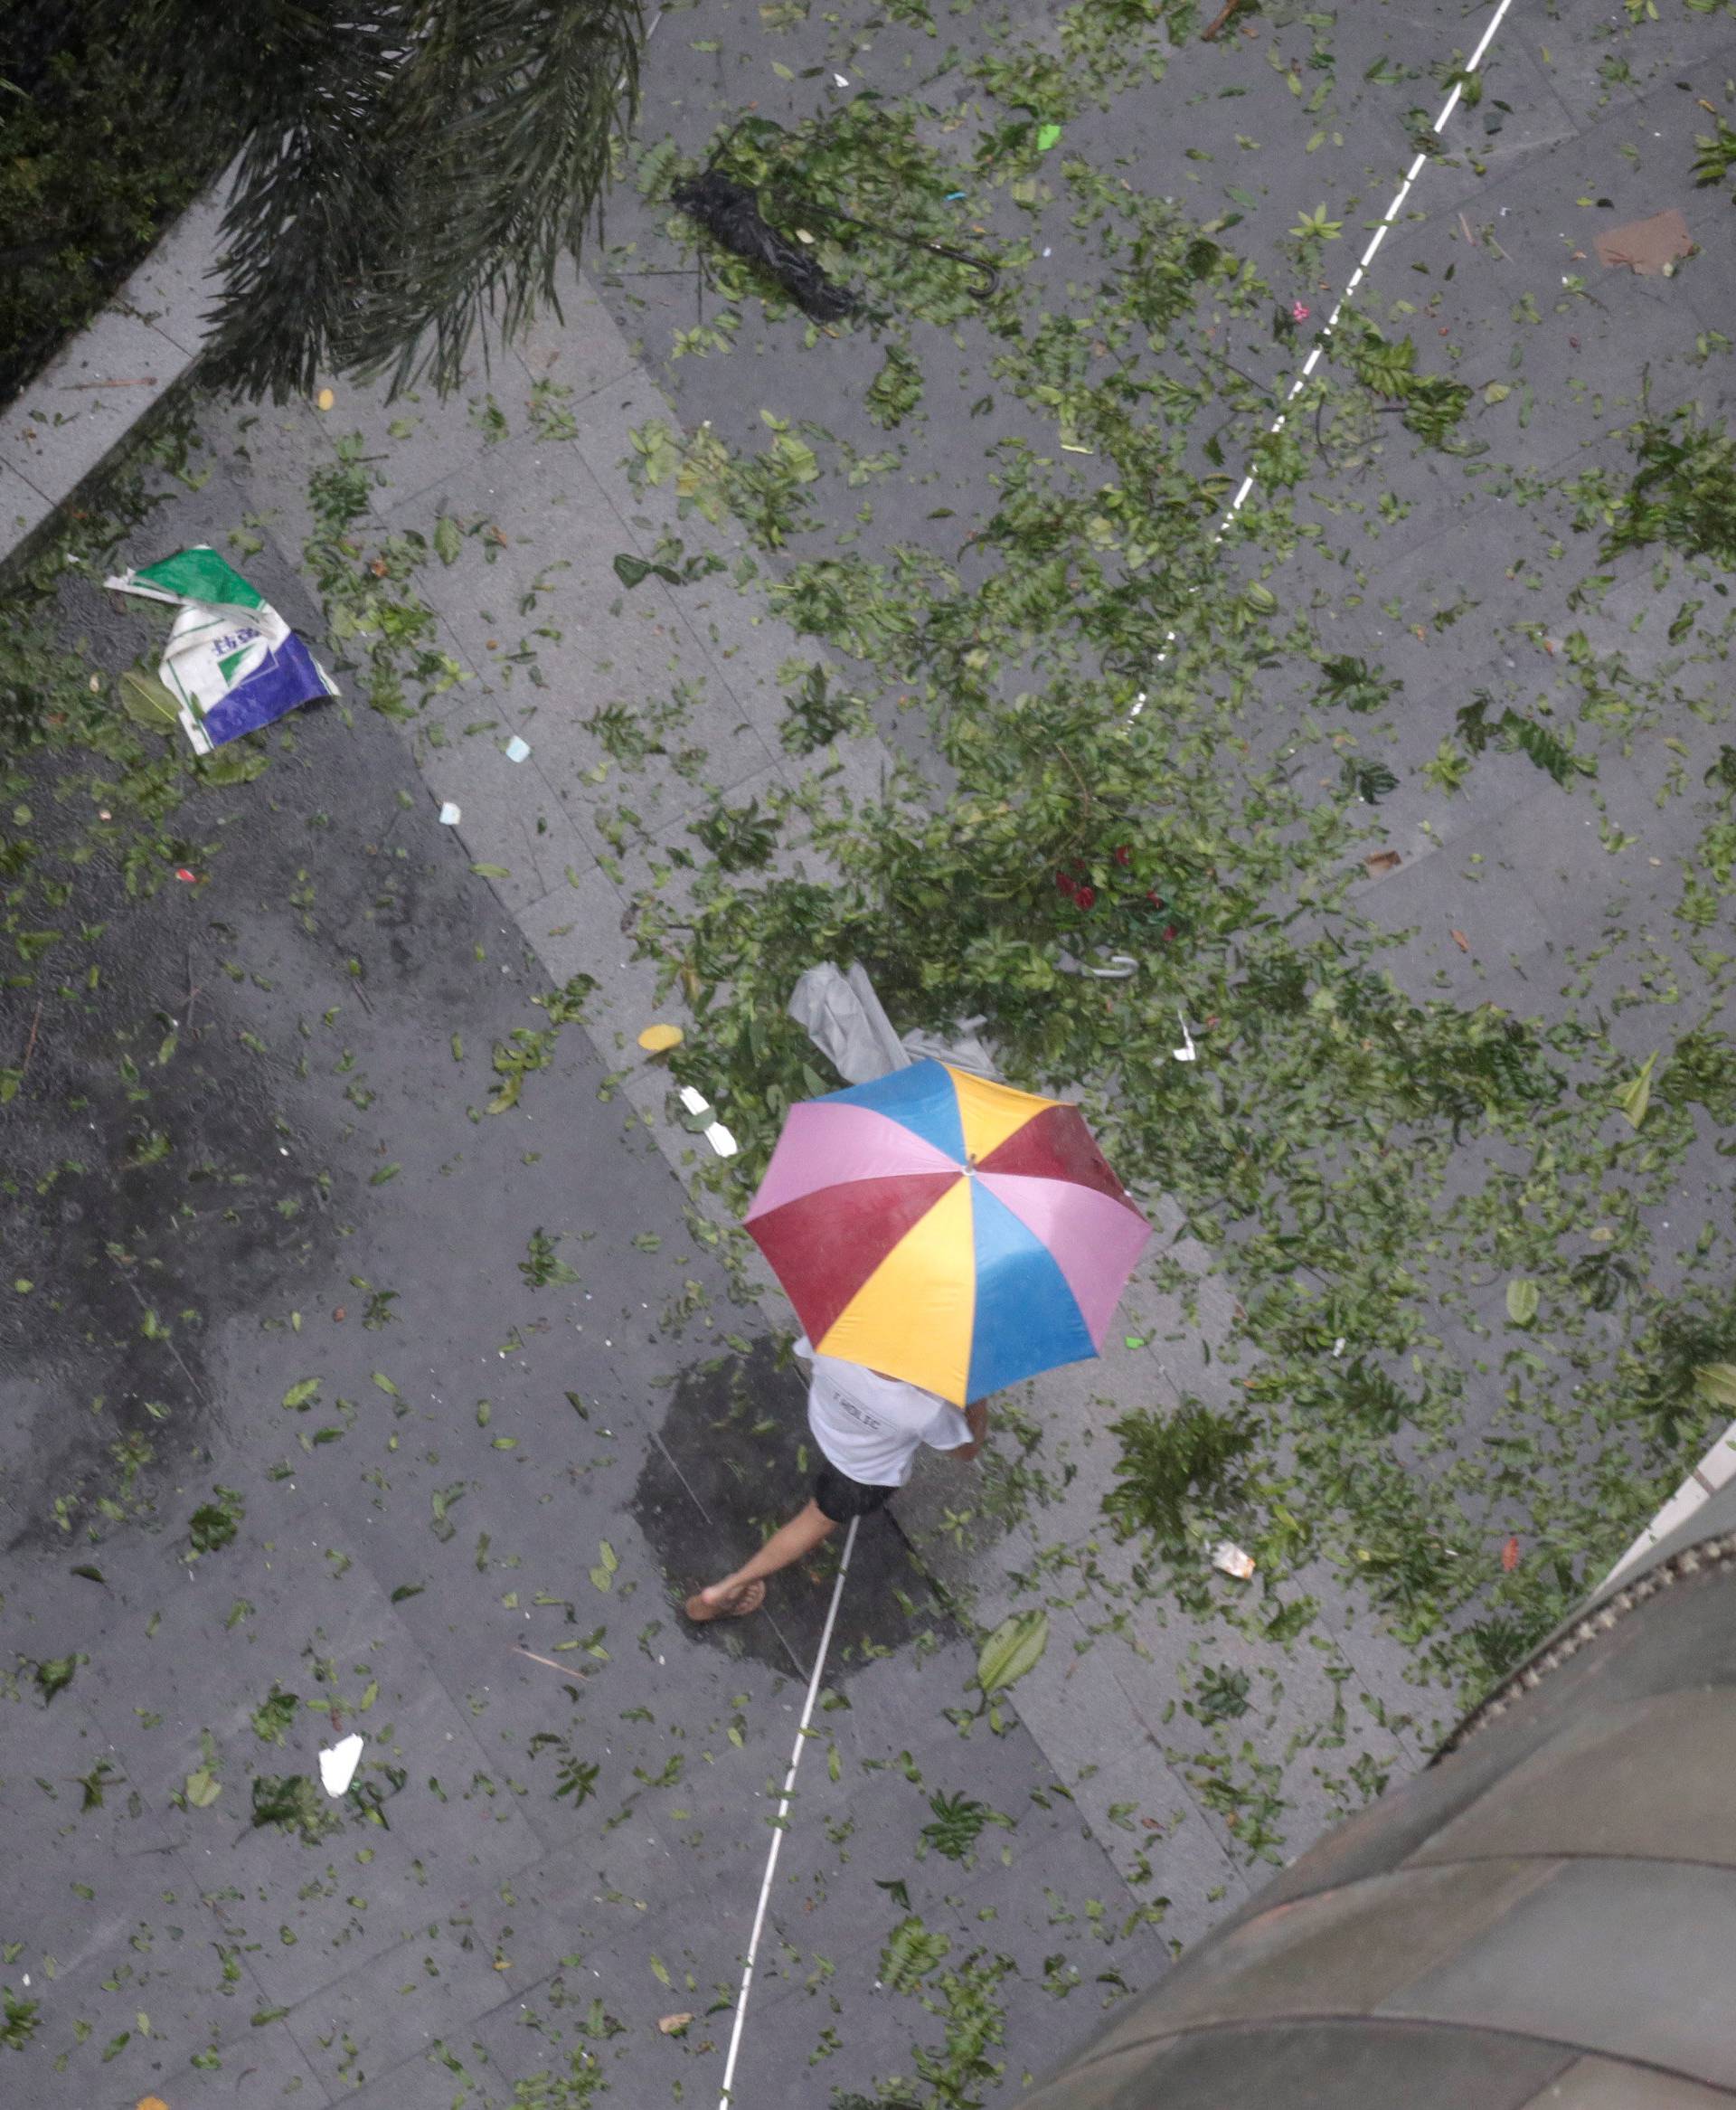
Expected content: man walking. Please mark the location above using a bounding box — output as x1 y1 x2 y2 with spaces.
684 1337 987 1621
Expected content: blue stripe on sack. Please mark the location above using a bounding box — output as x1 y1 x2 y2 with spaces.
201 634 335 747
965 1180 1093 1401
822 1059 966 1163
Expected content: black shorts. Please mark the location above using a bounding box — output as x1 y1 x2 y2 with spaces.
814 1465 898 1524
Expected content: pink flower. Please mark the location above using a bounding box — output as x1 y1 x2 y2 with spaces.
1056 870 1076 895
1290 301 1310 323
1075 885 1097 911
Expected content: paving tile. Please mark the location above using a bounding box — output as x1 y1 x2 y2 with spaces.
418 724 605 913
15 2007 335 2110
508 255 644 405
1 310 190 495
1407 39 1587 223
748 1823 1171 2110
213 394 342 563
1068 1748 1253 1954
519 859 687 1054
0 452 52 552
118 180 231 358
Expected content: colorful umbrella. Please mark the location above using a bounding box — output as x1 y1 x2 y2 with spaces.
744 1060 1151 1405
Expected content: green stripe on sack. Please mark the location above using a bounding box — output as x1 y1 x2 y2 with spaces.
132 546 265 610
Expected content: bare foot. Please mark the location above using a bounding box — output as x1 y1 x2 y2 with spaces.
684 1578 767 1623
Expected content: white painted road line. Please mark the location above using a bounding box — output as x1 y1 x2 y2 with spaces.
716 1513 860 2108
1133 0 1521 708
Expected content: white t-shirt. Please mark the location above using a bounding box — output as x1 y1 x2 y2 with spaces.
796 1338 974 1487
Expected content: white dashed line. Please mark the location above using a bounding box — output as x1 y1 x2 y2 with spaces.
1132 0 1521 709
716 1514 859 2108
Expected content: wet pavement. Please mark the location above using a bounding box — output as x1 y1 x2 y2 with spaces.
7 0 1736 2102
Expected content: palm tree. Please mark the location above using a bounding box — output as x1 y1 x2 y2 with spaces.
134 0 643 400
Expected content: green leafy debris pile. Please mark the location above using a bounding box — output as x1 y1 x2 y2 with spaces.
605 84 1736 1703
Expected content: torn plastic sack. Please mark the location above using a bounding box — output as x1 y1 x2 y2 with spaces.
901 1016 1000 1081
789 960 1003 1084
106 545 339 755
788 961 909 1084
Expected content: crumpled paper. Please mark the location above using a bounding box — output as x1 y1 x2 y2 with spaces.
1595 207 1694 277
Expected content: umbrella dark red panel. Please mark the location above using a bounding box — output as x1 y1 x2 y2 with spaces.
744 1060 1151 1405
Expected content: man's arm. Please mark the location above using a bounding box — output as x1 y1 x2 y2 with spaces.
951 1399 989 1462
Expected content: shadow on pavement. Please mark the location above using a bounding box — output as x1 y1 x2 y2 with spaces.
635 1337 950 1683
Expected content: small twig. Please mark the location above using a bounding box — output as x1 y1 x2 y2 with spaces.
61 377 157 391
1052 744 1097 810
1214 354 1272 396
1458 211 1479 249
1202 0 1250 41
20 997 42 1074
110 1262 211 1409
312 917 373 1011
513 1644 589 1683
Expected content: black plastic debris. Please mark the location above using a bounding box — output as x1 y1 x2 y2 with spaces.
672 171 862 323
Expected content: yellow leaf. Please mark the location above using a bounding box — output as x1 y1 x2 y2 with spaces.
637 1023 684 1053
658 2012 694 2035
316 387 335 411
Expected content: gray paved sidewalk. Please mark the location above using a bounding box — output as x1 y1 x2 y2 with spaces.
9 0 1736 2100
0 441 1165 2108
188 0 1736 1975
197 251 1429 1958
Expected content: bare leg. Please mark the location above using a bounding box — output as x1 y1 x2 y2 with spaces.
686 1499 836 1620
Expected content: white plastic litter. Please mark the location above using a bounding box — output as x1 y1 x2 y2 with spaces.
1173 1011 1197 1063
439 801 461 826
789 960 1002 1084
1211 1540 1256 1581
677 1084 740 1159
788 961 908 1083
901 1017 999 1079
504 735 531 762
1058 945 1137 983
318 1733 364 1796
